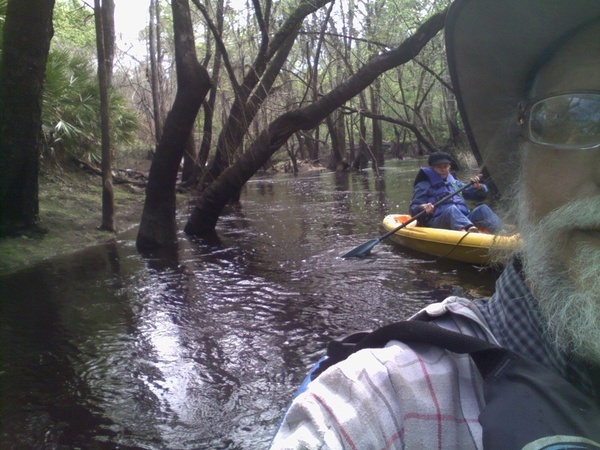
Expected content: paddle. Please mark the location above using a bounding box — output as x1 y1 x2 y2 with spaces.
341 180 476 258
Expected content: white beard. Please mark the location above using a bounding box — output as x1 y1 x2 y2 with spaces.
517 193 600 364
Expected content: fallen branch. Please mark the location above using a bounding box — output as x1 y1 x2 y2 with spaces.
71 157 149 187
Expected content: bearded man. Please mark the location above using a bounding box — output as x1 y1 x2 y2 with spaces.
270 0 600 448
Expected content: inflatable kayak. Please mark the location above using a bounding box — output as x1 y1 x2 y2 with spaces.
382 214 521 265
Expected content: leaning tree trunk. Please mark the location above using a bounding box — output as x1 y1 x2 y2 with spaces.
185 10 446 235
0 0 55 235
136 0 211 250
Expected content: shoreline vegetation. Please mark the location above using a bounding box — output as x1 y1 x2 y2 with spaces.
0 166 147 275
0 159 329 276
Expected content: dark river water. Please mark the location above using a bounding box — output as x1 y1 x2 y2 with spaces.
0 159 500 449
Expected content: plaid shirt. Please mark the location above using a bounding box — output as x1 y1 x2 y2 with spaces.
475 257 597 399
271 258 597 449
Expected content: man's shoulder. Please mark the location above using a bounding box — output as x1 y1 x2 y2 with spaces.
313 296 495 404
417 296 495 339
273 297 489 449
324 296 495 377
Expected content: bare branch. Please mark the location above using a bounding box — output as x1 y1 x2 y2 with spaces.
191 0 242 97
341 106 436 151
413 59 453 93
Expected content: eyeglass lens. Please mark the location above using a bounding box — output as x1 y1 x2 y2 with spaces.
529 93 600 148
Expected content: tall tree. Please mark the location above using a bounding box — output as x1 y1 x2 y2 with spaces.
94 0 116 231
370 77 383 167
196 0 224 171
101 0 115 83
149 0 163 148
308 0 335 165
136 0 211 249
41 1 138 164
0 0 55 235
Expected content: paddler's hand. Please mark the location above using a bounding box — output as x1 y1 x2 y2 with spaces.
421 203 434 214
470 174 483 189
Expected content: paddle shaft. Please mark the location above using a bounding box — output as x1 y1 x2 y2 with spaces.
379 180 475 240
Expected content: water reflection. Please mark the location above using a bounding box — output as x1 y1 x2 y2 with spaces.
0 160 500 449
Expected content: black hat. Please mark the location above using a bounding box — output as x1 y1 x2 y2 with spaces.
428 152 452 166
445 0 600 193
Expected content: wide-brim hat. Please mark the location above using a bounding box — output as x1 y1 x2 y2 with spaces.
445 0 600 194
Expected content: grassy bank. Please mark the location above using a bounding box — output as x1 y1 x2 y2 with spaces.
0 166 147 275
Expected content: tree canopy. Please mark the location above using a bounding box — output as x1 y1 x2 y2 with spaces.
1 0 465 244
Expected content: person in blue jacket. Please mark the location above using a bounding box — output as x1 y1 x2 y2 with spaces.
409 152 502 233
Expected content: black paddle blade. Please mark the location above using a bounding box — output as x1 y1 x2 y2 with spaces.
341 238 381 258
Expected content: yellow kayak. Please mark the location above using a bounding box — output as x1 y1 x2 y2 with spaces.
382 214 521 265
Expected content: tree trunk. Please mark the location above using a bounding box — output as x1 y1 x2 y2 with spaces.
444 81 462 148
370 78 383 167
326 115 339 170
326 110 346 171
136 0 211 250
149 0 163 148
348 116 356 165
101 0 115 85
355 94 369 170
310 1 334 167
185 10 446 235
197 0 223 172
181 132 198 184
305 131 318 162
0 0 55 235
296 132 307 161
94 0 116 232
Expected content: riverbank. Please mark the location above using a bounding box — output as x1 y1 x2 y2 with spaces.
0 159 330 275
0 166 148 275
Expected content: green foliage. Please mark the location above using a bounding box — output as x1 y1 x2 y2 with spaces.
42 50 139 163
2 0 456 169
1 0 138 164
346 0 453 147
50 0 139 160
52 0 96 55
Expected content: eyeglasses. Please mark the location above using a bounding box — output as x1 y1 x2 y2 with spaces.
518 91 600 150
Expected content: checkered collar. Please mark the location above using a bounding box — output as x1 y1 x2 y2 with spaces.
474 257 597 398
